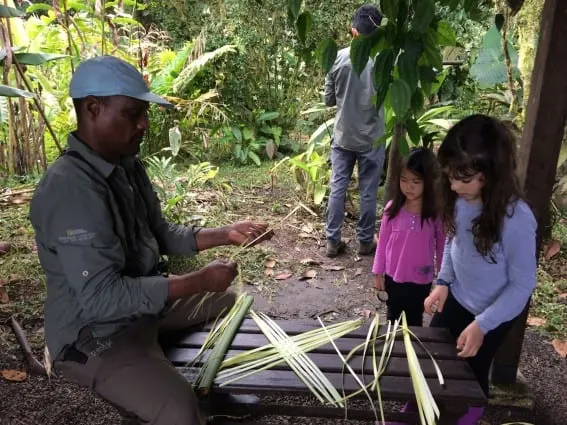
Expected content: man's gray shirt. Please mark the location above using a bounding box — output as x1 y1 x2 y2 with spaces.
324 47 385 152
30 134 199 359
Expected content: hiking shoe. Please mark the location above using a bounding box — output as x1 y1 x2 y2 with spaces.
326 240 346 258
358 240 376 255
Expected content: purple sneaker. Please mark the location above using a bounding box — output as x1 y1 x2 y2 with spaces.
457 407 485 425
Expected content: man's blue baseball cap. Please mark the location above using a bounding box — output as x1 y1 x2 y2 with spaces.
69 55 173 108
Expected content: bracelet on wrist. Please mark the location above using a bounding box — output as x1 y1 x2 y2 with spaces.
435 278 451 287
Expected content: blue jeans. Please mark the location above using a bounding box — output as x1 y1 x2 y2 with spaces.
326 144 385 244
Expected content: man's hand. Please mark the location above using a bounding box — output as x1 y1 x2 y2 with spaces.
201 260 238 292
374 275 385 291
424 285 449 314
456 320 485 358
228 221 268 246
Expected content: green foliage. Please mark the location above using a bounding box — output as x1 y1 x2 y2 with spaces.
0 52 68 66
141 35 236 159
377 105 458 152
533 269 567 339
373 49 395 108
145 155 221 224
279 108 334 206
349 33 374 76
389 79 412 117
288 150 330 205
2 0 165 165
0 84 33 98
296 12 314 44
302 0 508 159
202 0 319 133
412 0 435 33
470 24 520 87
149 43 195 95
331 0 459 153
140 0 204 48
0 4 23 17
212 110 289 166
148 0 362 145
316 38 339 74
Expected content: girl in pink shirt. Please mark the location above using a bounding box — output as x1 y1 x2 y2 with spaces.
372 147 445 326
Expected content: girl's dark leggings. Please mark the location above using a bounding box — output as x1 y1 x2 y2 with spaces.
384 274 432 326
430 291 516 397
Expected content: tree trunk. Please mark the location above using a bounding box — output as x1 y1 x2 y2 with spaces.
384 124 405 203
516 0 545 119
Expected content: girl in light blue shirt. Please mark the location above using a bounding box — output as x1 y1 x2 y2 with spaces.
424 114 537 425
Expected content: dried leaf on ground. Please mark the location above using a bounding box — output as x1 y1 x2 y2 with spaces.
527 316 546 327
322 265 345 271
300 258 322 266
0 242 11 256
354 268 363 276
1 370 27 382
0 287 9 304
264 268 274 277
544 240 561 260
299 269 317 280
265 259 276 268
8 274 22 284
274 272 293 280
551 339 567 358
300 223 314 234
10 197 29 205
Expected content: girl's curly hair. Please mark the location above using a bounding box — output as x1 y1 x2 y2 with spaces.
437 114 523 262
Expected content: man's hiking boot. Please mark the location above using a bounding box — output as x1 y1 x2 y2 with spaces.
358 239 376 255
200 393 260 422
326 240 346 258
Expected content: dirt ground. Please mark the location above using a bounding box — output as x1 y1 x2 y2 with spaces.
1 180 566 425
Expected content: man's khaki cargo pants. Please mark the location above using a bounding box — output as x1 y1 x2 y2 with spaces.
55 292 236 425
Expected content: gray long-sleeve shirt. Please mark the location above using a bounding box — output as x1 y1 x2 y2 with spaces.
30 134 199 359
324 47 385 152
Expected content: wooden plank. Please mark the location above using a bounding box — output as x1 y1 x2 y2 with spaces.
173 332 459 359
168 347 475 380
181 369 487 404
492 0 567 385
218 403 419 422
202 318 453 343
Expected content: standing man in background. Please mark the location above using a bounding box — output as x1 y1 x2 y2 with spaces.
324 4 386 258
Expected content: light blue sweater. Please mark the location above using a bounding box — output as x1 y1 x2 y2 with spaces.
438 197 537 334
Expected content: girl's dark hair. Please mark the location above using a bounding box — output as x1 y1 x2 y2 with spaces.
437 114 523 261
387 147 440 226
352 5 383 35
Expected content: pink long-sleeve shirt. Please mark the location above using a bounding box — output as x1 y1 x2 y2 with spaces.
372 201 445 284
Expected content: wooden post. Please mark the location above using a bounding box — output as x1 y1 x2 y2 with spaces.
491 0 567 385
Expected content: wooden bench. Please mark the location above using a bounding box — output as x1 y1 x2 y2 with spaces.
163 319 487 425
